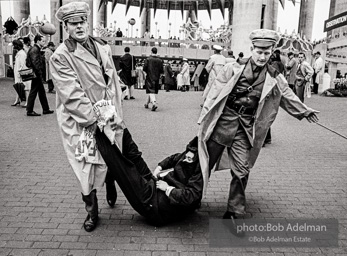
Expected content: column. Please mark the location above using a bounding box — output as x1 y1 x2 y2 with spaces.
231 0 263 57
96 0 107 29
50 0 62 44
0 3 5 77
263 0 278 31
13 0 30 24
298 0 316 41
140 7 151 38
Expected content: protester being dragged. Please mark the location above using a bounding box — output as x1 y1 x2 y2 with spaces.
119 47 136 100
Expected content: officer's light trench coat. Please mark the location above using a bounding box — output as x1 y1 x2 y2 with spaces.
198 61 317 194
50 38 124 195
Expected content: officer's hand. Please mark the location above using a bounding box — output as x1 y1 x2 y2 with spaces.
86 121 98 135
156 180 168 191
305 110 319 123
153 166 162 178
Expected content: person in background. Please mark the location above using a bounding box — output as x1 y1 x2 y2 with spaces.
45 42 56 94
12 39 31 107
143 47 164 111
119 47 136 100
180 58 190 92
164 63 175 92
193 74 200 91
202 45 226 100
23 37 31 53
312 51 324 94
285 52 298 92
26 34 54 116
295 52 314 103
115 28 123 45
236 52 246 64
225 50 236 64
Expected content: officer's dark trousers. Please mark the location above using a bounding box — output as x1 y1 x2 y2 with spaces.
26 77 50 113
95 128 161 223
207 128 250 215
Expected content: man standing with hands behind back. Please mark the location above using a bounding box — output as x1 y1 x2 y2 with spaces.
50 2 123 232
198 29 319 226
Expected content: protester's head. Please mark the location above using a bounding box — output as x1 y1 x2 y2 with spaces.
298 52 306 63
47 42 55 50
34 35 45 47
287 52 294 58
228 50 234 57
56 2 90 43
249 29 279 67
151 47 157 54
124 47 130 53
184 137 199 164
182 58 188 63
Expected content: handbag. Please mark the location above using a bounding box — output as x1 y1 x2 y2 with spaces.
19 68 36 82
131 56 137 78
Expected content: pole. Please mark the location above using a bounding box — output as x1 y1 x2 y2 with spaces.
316 122 347 140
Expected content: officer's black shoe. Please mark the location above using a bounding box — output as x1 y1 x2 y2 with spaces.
106 182 117 207
84 214 98 232
222 211 245 237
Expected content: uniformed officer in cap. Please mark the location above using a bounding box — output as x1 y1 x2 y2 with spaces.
198 29 319 224
202 44 226 100
51 1 123 232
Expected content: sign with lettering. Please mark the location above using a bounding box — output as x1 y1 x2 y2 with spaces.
324 11 347 32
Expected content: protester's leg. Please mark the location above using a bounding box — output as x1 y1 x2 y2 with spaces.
312 73 318 94
149 93 157 111
105 170 117 207
129 85 135 99
95 128 154 217
47 79 54 92
263 127 272 145
144 95 150 108
226 128 251 215
37 78 50 111
207 139 226 177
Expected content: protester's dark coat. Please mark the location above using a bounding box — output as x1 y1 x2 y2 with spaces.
164 65 175 86
27 44 44 78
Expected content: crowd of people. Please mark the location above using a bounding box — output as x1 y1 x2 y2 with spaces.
8 1 323 234
11 35 56 116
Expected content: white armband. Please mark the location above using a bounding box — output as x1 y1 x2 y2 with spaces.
165 186 175 197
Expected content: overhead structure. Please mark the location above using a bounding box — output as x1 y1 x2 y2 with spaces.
97 0 289 19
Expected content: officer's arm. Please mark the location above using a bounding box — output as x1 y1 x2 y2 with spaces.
50 53 97 127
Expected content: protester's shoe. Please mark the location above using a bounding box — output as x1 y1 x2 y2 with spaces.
151 105 158 111
11 101 20 106
222 211 245 237
144 104 149 109
130 96 135 100
264 139 271 145
124 96 129 100
83 214 98 232
22 105 27 108
48 90 56 94
43 110 54 115
27 111 41 116
106 182 117 207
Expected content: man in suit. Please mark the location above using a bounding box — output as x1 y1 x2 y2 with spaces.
312 51 324 94
198 29 319 225
119 47 136 100
26 34 54 116
295 52 314 103
143 47 164 111
44 42 56 94
285 52 298 92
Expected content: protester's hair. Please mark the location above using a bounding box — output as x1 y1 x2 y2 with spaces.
287 52 294 57
23 37 31 45
315 51 321 55
238 52 244 57
151 47 157 54
228 50 233 56
124 47 130 52
274 49 281 55
34 35 43 43
298 52 306 58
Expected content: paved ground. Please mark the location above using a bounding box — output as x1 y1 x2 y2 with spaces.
0 77 346 256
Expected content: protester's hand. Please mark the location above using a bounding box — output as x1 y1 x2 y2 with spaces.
86 121 98 135
156 180 168 191
305 110 319 123
153 166 162 178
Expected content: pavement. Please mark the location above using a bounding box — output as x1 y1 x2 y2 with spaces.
0 77 346 256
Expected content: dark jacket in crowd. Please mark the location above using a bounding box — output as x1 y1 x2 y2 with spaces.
164 64 175 86
143 55 164 94
119 53 136 86
27 44 44 78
